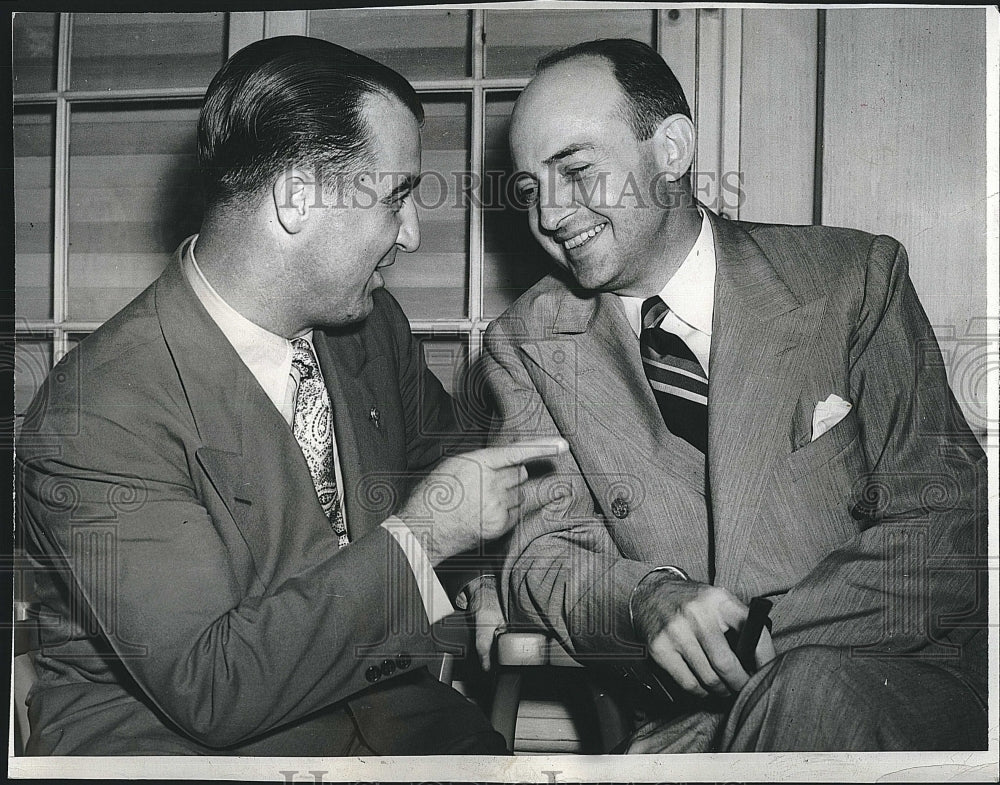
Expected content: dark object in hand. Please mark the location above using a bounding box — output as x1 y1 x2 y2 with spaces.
725 596 773 675
618 596 774 714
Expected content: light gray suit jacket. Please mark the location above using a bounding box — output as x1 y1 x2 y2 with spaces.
484 213 986 700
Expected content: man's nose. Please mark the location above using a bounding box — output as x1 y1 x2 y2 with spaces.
395 200 420 252
537 183 576 233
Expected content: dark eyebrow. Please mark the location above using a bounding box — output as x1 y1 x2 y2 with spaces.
385 173 422 201
542 143 595 166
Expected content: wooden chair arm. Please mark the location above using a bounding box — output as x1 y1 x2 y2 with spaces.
495 629 583 667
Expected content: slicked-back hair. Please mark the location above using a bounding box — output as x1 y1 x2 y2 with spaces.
198 35 424 210
536 38 691 140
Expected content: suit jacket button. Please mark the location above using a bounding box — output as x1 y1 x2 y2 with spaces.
611 497 630 519
381 659 396 677
396 653 411 669
365 665 381 683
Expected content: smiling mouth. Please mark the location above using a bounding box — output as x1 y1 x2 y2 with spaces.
562 223 606 250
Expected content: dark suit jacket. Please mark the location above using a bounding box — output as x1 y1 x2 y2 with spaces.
17 248 468 754
484 213 986 703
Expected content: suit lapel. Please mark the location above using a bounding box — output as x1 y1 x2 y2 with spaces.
312 328 391 541
154 252 340 584
524 289 708 569
706 214 827 586
548 291 707 494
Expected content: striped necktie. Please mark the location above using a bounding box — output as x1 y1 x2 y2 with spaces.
639 296 708 453
291 337 349 548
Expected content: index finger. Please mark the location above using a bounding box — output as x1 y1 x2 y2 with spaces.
476 439 569 469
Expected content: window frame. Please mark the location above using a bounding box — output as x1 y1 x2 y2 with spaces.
13 8 739 405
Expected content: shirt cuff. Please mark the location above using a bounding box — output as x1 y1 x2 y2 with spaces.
453 573 498 611
381 516 454 625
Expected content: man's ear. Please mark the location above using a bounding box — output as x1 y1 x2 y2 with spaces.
272 168 314 235
651 113 696 182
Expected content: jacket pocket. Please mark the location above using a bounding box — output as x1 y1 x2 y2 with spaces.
785 409 871 542
788 409 860 482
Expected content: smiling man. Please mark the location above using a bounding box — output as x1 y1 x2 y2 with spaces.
484 39 987 751
15 36 567 756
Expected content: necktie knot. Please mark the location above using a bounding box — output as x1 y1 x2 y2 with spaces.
291 337 318 381
641 295 669 331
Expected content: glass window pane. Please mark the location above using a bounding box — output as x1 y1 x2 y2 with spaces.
68 103 203 321
484 10 656 77
15 108 56 321
70 12 226 91
415 332 491 438
309 9 471 80
417 333 469 399
15 336 53 418
482 93 551 319
381 94 470 320
13 12 59 93
66 333 89 351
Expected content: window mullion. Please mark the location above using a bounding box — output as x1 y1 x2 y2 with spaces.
52 327 70 364
228 12 265 56
468 323 483 367
467 9 486 349
52 13 73 327
263 11 308 38
56 13 71 91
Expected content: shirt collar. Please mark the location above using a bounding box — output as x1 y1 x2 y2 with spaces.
620 209 716 337
181 235 310 408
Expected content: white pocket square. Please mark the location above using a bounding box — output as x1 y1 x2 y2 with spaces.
811 394 853 442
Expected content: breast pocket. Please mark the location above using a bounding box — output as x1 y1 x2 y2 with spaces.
788 409 861 482
786 410 870 540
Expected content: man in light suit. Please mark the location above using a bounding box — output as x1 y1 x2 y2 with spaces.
16 36 566 755
483 39 987 751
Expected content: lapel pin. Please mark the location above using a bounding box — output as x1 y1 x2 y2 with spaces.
369 406 380 429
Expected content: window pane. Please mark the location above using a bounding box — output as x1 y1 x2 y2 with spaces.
309 9 471 80
482 93 551 319
417 334 469 399
14 336 53 418
70 12 226 91
13 12 59 93
381 95 470 320
66 333 89 351
416 332 491 437
15 108 56 321
68 103 203 321
484 10 656 77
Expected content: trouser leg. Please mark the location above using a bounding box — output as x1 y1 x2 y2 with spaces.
718 645 987 751
348 668 509 755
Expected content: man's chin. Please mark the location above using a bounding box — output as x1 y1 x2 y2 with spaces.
320 295 375 330
566 262 612 292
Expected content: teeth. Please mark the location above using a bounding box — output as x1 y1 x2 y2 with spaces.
563 223 605 250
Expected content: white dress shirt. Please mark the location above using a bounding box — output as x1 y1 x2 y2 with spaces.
181 235 451 623
619 209 716 375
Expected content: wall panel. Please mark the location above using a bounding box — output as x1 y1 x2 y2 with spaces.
822 8 988 428
738 9 817 225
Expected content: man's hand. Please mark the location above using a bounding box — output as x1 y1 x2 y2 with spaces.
397 439 569 565
631 572 776 698
466 576 505 671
